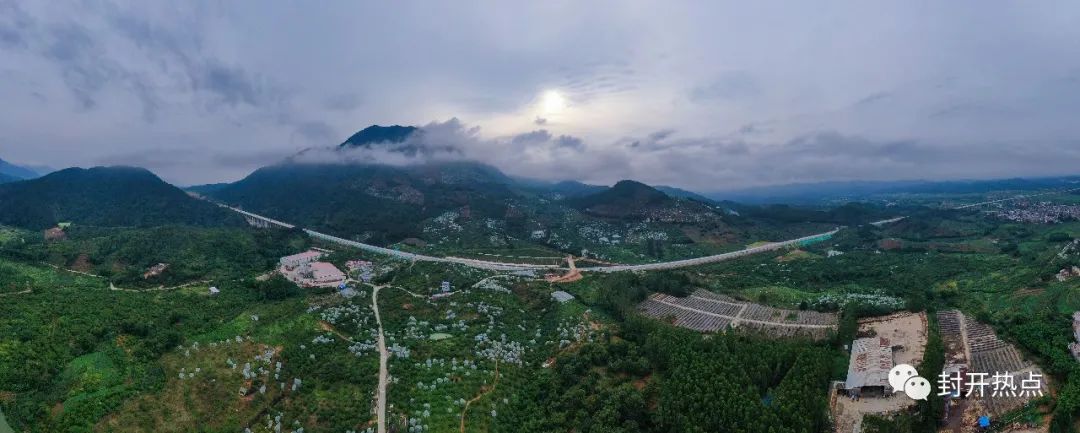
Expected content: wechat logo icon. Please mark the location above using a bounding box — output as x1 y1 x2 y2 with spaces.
888 364 930 400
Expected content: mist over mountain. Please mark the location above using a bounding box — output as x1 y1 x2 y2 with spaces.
205 159 519 244
339 125 418 149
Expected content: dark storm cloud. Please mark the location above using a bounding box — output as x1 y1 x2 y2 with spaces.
196 62 272 108
648 129 676 142
43 22 114 109
2 2 1080 188
554 135 583 150
511 130 553 145
322 93 363 112
292 121 338 144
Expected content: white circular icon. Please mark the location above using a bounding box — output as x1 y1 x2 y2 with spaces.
888 363 919 392
903 376 932 400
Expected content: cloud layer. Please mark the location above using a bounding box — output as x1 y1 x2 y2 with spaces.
1 1 1079 189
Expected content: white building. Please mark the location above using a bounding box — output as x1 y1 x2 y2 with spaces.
551 291 575 303
279 250 323 270
285 262 347 288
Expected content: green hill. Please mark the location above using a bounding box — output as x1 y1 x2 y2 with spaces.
0 166 243 230
568 180 677 218
206 161 518 245
339 124 418 148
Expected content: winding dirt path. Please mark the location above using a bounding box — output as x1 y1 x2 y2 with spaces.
109 279 211 292
460 361 500 433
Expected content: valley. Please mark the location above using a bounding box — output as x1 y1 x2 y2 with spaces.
4 3 1078 431
1 157 1079 433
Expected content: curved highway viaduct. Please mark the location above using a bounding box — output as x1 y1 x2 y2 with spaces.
222 204 899 273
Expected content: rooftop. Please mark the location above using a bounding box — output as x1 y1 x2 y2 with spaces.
308 262 345 279
844 336 893 390
282 250 322 262
551 291 575 303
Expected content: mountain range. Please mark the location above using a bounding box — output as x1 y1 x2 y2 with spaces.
4 123 1069 248
0 166 242 230
0 158 50 182
709 177 1080 204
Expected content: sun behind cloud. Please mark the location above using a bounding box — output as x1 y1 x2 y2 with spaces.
540 90 567 115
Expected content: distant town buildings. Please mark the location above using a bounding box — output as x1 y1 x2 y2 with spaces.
987 200 1080 224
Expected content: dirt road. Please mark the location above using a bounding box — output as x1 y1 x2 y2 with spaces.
372 284 389 433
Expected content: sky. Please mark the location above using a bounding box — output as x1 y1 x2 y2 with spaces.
2 1 1080 191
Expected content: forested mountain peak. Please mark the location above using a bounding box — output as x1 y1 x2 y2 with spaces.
339 125 418 148
0 166 242 229
0 157 45 180
567 180 677 218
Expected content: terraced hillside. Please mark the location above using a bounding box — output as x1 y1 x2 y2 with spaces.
638 289 838 339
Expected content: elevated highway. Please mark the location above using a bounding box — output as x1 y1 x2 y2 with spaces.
223 204 901 273
579 229 840 272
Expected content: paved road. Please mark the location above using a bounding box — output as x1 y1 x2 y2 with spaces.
371 284 388 433
580 229 841 272
305 230 558 271
223 205 904 273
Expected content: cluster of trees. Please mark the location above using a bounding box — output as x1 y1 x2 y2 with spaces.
3 225 309 288
207 162 519 245
0 166 243 230
494 317 834 433
574 270 692 319
1000 312 1080 432
0 273 279 431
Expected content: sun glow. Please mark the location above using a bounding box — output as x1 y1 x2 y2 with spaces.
541 90 566 114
